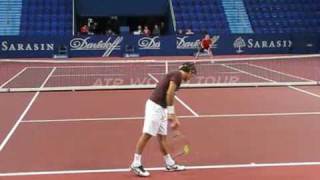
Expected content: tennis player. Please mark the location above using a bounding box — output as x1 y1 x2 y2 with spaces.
130 62 197 177
195 33 213 59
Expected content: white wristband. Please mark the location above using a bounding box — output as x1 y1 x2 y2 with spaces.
167 106 175 114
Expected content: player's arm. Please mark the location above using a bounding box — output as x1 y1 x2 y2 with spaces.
166 81 176 106
208 38 213 48
166 81 180 129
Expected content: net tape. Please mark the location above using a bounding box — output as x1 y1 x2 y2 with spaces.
0 54 319 92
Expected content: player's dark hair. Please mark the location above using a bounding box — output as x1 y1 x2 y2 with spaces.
179 62 197 74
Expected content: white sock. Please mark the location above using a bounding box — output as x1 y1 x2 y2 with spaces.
164 154 175 166
132 153 142 167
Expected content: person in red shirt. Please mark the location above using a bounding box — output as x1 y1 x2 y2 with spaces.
80 24 89 35
195 34 213 59
143 26 151 36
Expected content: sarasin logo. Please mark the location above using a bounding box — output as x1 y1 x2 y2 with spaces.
1 41 54 51
138 36 160 49
233 36 293 53
176 36 220 49
70 36 123 57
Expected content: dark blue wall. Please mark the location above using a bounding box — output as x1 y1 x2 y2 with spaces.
0 34 319 58
76 0 169 17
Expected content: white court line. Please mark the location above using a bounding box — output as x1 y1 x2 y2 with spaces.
51 73 125 77
148 73 199 117
221 64 275 82
0 67 56 152
289 86 320 99
218 72 242 74
22 111 320 123
173 96 200 117
145 64 166 67
2 54 320 64
244 63 320 98
1 161 320 176
246 63 315 82
151 72 166 75
55 65 121 69
0 67 28 88
28 65 121 69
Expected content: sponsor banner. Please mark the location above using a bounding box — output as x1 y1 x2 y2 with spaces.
175 34 220 55
0 36 68 58
68 35 124 57
229 35 293 54
290 33 319 54
123 35 176 56
0 34 319 58
129 35 161 56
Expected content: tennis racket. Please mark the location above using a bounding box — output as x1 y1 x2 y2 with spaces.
167 129 191 158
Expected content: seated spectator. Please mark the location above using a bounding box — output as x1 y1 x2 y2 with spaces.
105 29 115 36
185 28 194 35
160 22 165 32
152 24 161 36
88 18 98 35
177 29 184 35
110 16 119 34
143 26 151 36
80 24 89 35
133 25 143 35
195 33 213 59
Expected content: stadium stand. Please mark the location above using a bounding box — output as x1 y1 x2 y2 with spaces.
0 0 22 36
172 0 230 34
244 0 320 33
0 0 319 35
221 0 253 34
20 0 72 35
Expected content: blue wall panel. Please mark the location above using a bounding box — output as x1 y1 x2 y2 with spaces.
0 34 319 58
76 0 168 16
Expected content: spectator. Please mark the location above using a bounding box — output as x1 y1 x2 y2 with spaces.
80 24 89 35
110 16 119 34
152 24 161 36
133 25 143 35
143 26 151 36
88 18 97 35
176 29 184 35
87 18 93 27
93 22 98 32
105 29 115 36
195 33 213 59
185 28 194 35
160 21 165 34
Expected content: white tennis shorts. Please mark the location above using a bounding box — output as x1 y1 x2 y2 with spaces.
143 99 168 136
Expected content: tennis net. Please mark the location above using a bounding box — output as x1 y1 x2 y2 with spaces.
0 54 319 92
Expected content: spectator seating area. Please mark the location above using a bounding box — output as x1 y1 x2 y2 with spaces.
20 0 72 35
172 0 230 34
244 0 320 33
1 0 320 36
0 0 22 36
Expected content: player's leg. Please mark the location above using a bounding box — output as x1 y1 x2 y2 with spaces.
195 48 200 59
158 121 186 171
195 44 202 59
130 99 162 177
208 48 213 58
130 133 152 177
135 133 152 154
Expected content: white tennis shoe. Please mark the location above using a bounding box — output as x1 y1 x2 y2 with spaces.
130 164 150 177
165 164 186 171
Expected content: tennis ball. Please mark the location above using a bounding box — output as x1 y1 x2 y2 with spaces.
183 145 190 154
